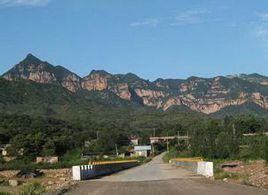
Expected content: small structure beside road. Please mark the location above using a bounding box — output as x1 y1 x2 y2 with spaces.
129 135 140 146
36 156 59 164
133 145 152 157
150 134 189 144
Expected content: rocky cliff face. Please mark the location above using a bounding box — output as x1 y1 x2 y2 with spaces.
81 71 109 91
3 54 81 92
110 83 131 100
60 73 81 92
3 54 57 84
2 54 268 114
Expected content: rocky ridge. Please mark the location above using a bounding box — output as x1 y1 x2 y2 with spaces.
2 54 268 114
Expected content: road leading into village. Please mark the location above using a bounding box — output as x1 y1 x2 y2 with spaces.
69 153 267 195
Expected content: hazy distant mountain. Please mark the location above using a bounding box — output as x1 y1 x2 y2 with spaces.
1 54 268 115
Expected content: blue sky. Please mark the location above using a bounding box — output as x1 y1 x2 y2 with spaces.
1 0 268 80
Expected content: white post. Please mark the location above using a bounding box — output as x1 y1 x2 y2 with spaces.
197 162 213 177
72 166 81 181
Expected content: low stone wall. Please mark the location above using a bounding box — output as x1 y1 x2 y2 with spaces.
72 160 138 181
169 158 213 178
171 161 198 172
36 156 59 164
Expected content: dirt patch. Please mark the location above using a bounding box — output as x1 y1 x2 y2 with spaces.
0 168 75 193
221 160 268 188
0 170 20 178
39 168 74 191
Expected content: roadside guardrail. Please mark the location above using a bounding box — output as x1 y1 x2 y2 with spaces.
72 160 138 181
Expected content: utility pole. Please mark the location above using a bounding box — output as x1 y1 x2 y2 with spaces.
96 131 99 140
152 128 156 155
177 130 180 145
186 131 189 146
167 140 169 152
232 124 236 136
167 132 169 152
115 144 118 156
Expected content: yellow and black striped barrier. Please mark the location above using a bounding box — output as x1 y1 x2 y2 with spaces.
90 159 138 165
170 157 203 163
73 159 138 180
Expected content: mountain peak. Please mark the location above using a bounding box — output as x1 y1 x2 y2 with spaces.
20 53 42 65
87 70 111 77
26 53 35 58
22 53 42 64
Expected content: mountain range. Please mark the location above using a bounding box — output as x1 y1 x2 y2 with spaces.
1 53 268 116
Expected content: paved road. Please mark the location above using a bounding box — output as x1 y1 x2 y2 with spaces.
70 153 267 195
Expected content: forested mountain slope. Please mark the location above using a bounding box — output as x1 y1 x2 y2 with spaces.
1 54 268 116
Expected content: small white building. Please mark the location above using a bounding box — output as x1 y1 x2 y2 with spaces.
129 136 140 146
133 145 152 157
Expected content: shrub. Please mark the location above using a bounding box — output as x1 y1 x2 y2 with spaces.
20 182 46 195
214 169 244 180
0 192 11 195
162 148 191 163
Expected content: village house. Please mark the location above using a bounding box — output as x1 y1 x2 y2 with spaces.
133 145 152 157
129 135 140 146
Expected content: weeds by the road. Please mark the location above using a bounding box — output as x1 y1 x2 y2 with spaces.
162 149 192 163
19 182 46 195
0 192 11 195
0 182 46 195
214 169 245 180
214 160 268 188
214 168 254 186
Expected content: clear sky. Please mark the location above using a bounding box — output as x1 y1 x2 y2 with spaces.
0 0 268 80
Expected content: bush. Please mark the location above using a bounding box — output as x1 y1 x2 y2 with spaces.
0 192 11 195
162 148 191 163
136 156 151 164
265 148 268 163
0 156 4 164
0 180 9 187
61 149 84 165
19 182 46 195
238 147 252 159
214 169 242 180
239 136 268 161
0 150 88 171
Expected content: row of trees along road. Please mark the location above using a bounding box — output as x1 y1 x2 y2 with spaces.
0 113 267 167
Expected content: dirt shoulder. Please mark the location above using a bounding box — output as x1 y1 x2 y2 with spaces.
215 160 268 189
0 168 74 194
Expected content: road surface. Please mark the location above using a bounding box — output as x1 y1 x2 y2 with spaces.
69 153 267 195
